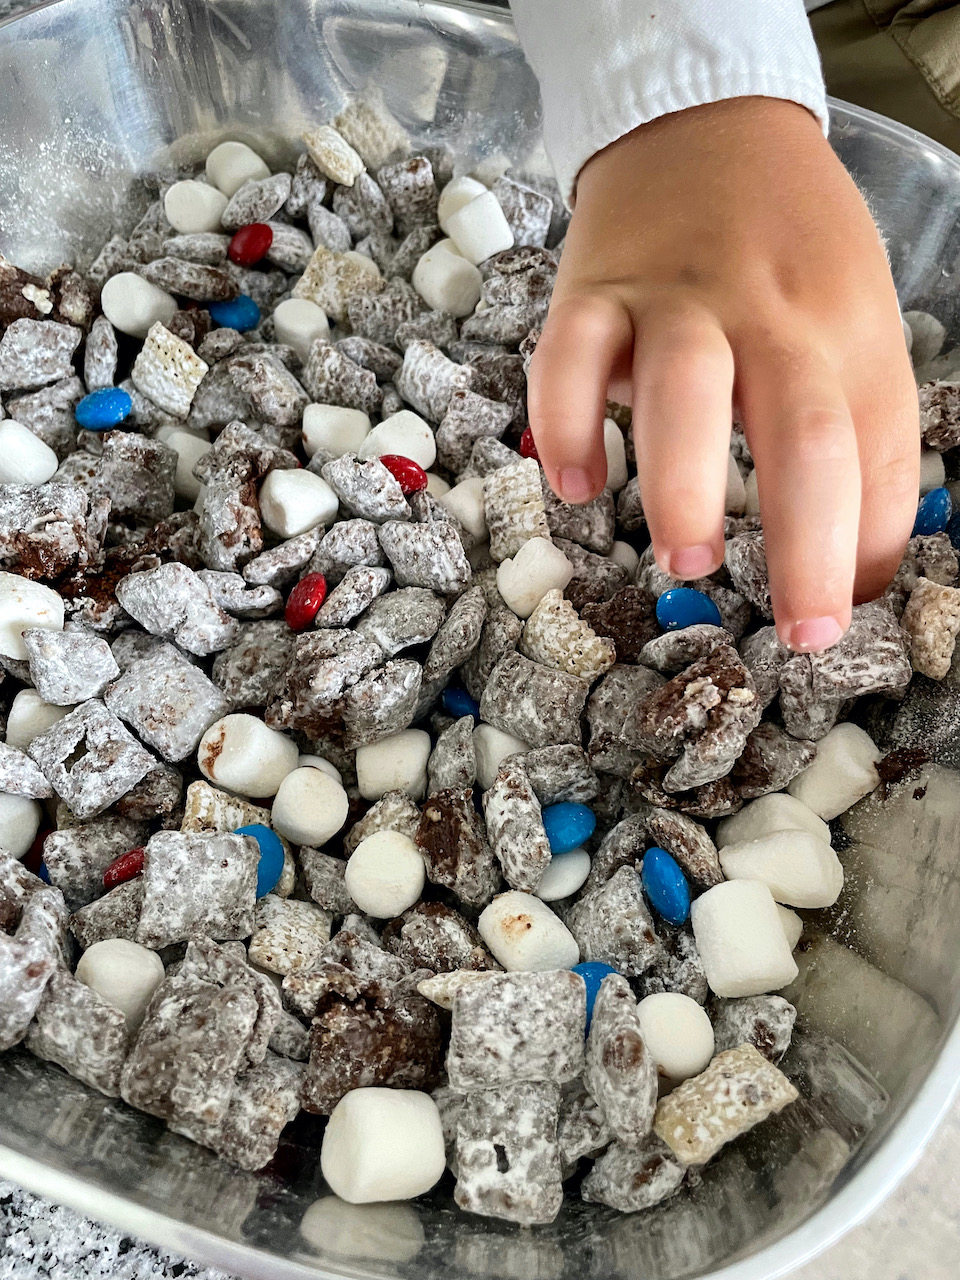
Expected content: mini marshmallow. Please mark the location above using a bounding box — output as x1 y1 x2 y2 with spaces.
160 427 212 501
609 540 640 578
473 723 529 791
260 469 340 538
439 477 487 541
716 792 830 850
902 316 913 354
5 690 71 752
273 298 331 363
536 849 591 902
356 728 431 800
75 938 165 1030
0 793 42 860
320 1088 446 1203
603 419 628 493
719 830 844 909
0 572 64 660
920 449 946 496
271 766 350 846
0 420 59 484
478 890 580 971
302 404 371 459
357 410 437 471
299 754 343 784
690 880 799 998
636 992 716 1083
744 468 760 517
778 905 804 951
412 243 482 318
726 453 746 515
164 179 229 234
100 272 177 339
495 537 574 619
198 712 299 797
205 140 271 197
445 190 515 266
787 723 881 821
345 830 426 918
299 1198 425 1264
905 309 947 366
426 473 451 498
438 176 487 234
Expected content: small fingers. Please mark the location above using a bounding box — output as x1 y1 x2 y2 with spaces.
632 307 735 578
528 294 633 503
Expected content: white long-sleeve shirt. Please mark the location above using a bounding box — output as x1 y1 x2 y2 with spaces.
510 0 828 203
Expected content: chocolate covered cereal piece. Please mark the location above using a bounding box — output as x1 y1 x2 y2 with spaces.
176 935 283 1069
491 176 553 248
211 620 297 709
520 589 616 684
421 583 487 692
482 759 552 893
377 519 471 592
395 309 458 353
248 894 333 975
270 1010 311 1062
116 561 239 655
96 431 178 526
427 717 477 793
136 830 258 949
114 764 184 821
778 655 841 742
162 232 231 265
384 900 496 973
586 663 665 779
221 172 292 229
557 538 630 608
480 651 588 748
298 847 356 915
417 787 500 908
558 1081 613 1174
919 380 960 450
347 278 423 346
582 815 648 895
580 588 659 665
396 339 472 423
139 257 235 302
567 866 661 977
0 481 91 578
195 570 281 619
105 642 229 762
731 722 817 799
724 530 772 617
543 484 615 555
267 628 380 740
42 817 146 911
644 807 723 891
354 588 445 654
14 886 69 967
0 931 56 1051
302 341 382 415
69 880 144 949
888 532 959 604
520 743 600 806
229 350 309 430
309 519 384 583
6 376 85 459
738 625 790 709
585 974 658 1146
581 1137 686 1213
900 576 960 679
0 318 81 392
436 388 513 473
639 624 735 675
711 995 797 1063
315 565 393 629
342 658 422 748
0 742 52 799
23 628 119 706
377 157 438 236
83 315 118 391
807 600 912 700
461 604 522 703
26 968 129 1095
243 529 322 589
636 925 708 1004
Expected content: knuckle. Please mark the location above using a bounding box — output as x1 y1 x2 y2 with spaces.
783 408 856 467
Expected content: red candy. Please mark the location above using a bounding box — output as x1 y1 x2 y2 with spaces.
285 572 328 631
228 223 274 267
22 829 52 877
379 454 428 495
103 847 146 888
519 427 539 460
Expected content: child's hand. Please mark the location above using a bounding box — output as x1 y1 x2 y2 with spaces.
528 96 919 652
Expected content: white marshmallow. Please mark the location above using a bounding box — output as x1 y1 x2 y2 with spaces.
636 992 716 1083
320 1088 446 1204
100 272 177 339
5 690 71 752
603 418 628 492
205 140 271 198
609 540 640 578
478 891 580 971
412 242 482 318
164 179 229 234
536 849 591 902
259 469 340 538
743 468 760 516
0 793 41 860
271 766 350 847
160 427 211 501
716 792 830 849
473 723 529 791
902 315 913 354
778 905 804 951
298 754 342 784
357 410 437 471
197 713 299 797
425 473 450 498
0 421 59 484
690 880 799 998
273 298 331 364
495 537 574 619
788 723 881 820
345 830 426 918
445 191 515 266
904 309 946 366
726 452 747 515
0 573 64 660
719 830 845 909
302 404 371 460
920 449 946 495
299 1197 424 1264
356 729 431 800
439 477 487 541
437 176 487 234
75 938 165 1030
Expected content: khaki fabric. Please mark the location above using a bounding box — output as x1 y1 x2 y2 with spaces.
812 0 960 151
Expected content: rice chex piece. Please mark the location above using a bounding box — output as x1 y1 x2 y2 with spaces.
417 786 500 908
653 1043 799 1166
96 431 178 525
42 816 147 911
303 124 364 186
395 339 472 423
581 1137 686 1213
482 759 552 893
293 246 383 323
105 642 229 762
334 92 410 169
315 565 393 628
26 968 130 1096
427 716 477 793
23 628 119 706
479 651 588 747
566 866 662 977
900 576 960 679
542 484 615 555
585 974 658 1146
520 589 616 684
248 894 333 975
136 830 259 949
807 600 912 700
385 901 495 973
730 721 817 799
131 322 208 418
309 519 384 584
483 457 550 561
377 157 438 236
210 620 297 711
266 628 381 740
342 658 422 748
346 278 423 346
378 519 471 592
12 885 69 968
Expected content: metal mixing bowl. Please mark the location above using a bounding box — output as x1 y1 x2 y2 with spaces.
2 2 960 1277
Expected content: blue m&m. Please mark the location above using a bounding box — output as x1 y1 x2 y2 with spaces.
442 686 481 721
38 861 51 884
208 294 261 332
655 587 722 632
235 823 285 897
542 802 596 855
913 486 952 537
75 386 132 431
571 961 619 1031
641 846 691 926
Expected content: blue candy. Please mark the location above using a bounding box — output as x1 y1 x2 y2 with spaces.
571 961 619 1031
641 846 691 927
235 823 285 898
913 486 952 537
948 510 960 551
38 861 51 885
541 802 596 854
208 294 261 332
442 685 481 721
655 587 722 632
75 386 133 431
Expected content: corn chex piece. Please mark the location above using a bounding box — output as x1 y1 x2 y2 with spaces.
130 322 208 418
181 780 294 896
302 125 365 187
900 575 960 679
293 245 383 323
482 457 550 561
247 893 333 975
653 1042 798 1166
520 589 616 684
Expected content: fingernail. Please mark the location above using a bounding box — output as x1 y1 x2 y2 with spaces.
558 467 595 504
668 545 717 580
784 617 845 652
